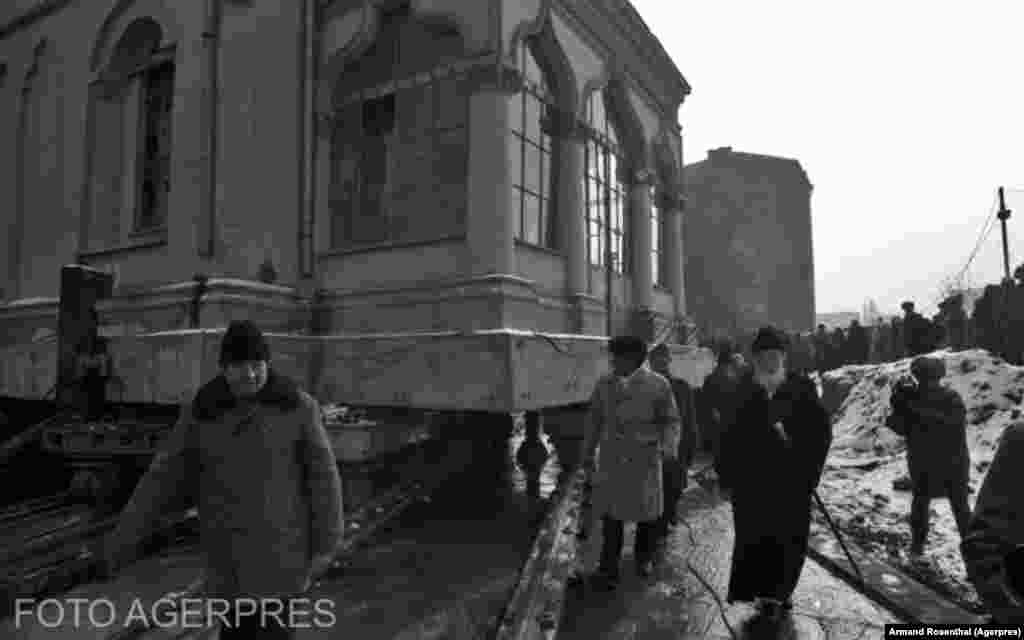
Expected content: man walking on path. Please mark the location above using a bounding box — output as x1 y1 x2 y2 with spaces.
887 355 971 557
580 336 681 590
102 320 345 638
962 421 1024 623
715 326 833 629
647 343 699 541
699 345 743 464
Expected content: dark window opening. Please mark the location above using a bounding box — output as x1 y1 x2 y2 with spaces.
136 59 174 232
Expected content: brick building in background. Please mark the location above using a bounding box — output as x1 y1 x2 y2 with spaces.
683 146 815 340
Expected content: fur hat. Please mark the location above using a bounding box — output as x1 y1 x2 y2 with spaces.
751 326 789 353
910 356 945 381
219 320 270 366
648 343 671 358
608 335 647 359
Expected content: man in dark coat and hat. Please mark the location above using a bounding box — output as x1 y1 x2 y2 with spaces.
716 326 833 627
887 355 971 557
103 320 345 638
647 343 699 539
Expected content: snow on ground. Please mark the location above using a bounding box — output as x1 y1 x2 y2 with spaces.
815 349 1024 611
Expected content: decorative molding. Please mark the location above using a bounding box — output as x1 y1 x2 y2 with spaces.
0 0 71 40
551 1 687 122
505 0 553 61
22 37 48 90
462 62 521 95
633 167 656 186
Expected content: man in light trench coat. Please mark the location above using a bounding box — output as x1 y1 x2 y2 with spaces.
581 335 681 591
102 320 345 638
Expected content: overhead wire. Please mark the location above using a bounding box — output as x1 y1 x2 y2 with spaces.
933 190 1000 308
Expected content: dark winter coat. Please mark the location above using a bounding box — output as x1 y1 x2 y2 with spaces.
903 312 935 356
698 365 741 458
667 376 699 468
106 370 345 599
845 325 870 364
961 422 1024 624
716 371 833 603
887 382 969 499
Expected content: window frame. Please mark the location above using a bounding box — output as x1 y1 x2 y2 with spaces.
131 48 175 234
582 91 627 277
511 41 556 250
327 19 471 252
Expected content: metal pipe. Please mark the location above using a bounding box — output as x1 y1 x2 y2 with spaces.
299 0 317 279
199 0 222 258
604 152 613 337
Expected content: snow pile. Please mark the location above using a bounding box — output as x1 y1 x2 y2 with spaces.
815 349 1024 610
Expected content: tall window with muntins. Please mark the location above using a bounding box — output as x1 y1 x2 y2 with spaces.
329 5 468 250
136 60 174 231
510 42 554 248
583 90 626 275
650 184 663 287
87 17 175 250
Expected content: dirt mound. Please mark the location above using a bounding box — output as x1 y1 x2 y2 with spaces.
817 348 1024 611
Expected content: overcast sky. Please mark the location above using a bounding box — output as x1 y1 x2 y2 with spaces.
631 1 1024 317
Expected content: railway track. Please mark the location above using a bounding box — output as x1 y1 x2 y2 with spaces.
0 492 73 526
0 427 597 640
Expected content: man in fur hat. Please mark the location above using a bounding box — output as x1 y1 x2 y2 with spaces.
716 326 832 628
580 335 681 590
888 355 971 557
102 320 344 638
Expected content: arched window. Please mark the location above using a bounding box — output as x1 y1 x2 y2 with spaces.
510 42 554 248
329 5 468 250
582 90 627 276
87 17 175 248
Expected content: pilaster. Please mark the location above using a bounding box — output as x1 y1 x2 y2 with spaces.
663 191 686 318
464 65 519 279
545 110 587 328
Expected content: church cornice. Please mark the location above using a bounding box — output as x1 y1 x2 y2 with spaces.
552 0 688 124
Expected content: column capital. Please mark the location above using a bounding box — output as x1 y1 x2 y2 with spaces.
463 64 522 96
632 168 656 187
314 111 334 141
541 107 586 141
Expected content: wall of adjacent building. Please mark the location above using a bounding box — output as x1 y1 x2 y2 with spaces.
683 150 815 337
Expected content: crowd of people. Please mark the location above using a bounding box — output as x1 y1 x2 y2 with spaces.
95 318 1024 636
580 324 1024 630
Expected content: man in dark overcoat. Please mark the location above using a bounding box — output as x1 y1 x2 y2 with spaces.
580 336 681 590
887 355 971 556
961 421 1024 623
647 343 699 540
715 326 832 626
698 346 743 463
103 320 345 638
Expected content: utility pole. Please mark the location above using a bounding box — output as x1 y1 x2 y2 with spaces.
998 186 1012 283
